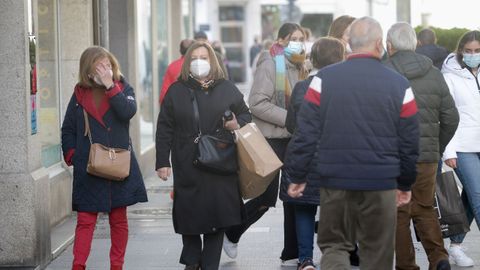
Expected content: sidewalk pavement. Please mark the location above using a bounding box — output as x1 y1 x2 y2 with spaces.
46 173 480 270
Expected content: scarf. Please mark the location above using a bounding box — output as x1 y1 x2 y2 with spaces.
270 43 307 109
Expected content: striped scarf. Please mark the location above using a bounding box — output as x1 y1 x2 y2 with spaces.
270 43 307 109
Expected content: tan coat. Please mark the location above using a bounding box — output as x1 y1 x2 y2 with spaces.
248 51 304 139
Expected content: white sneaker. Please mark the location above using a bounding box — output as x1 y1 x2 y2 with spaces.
449 245 474 267
222 234 238 259
280 258 299 267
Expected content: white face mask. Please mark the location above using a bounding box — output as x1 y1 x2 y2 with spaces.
190 59 210 79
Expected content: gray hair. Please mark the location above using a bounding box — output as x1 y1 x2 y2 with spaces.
348 17 383 51
387 22 417 51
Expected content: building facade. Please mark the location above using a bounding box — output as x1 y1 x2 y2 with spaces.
0 0 192 268
194 0 425 83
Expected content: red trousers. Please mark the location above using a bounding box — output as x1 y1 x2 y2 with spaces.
72 207 128 270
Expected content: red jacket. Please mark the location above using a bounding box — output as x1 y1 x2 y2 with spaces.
160 56 184 104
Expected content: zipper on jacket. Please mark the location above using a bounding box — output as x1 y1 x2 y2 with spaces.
469 69 480 91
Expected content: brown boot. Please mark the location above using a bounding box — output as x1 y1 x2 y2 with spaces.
184 264 200 270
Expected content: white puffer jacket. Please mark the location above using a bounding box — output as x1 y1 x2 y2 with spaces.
442 53 480 159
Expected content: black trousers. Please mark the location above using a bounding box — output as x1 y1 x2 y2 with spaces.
180 230 224 270
225 138 298 259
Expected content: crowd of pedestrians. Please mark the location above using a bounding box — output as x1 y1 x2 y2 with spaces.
61 13 480 270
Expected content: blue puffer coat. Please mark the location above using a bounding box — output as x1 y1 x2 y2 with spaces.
280 76 320 205
61 78 148 212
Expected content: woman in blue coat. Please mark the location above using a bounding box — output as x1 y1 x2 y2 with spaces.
61 46 147 270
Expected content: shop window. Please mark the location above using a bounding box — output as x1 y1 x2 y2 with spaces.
157 0 169 95
137 0 154 151
219 5 246 83
182 0 192 39
221 27 243 43
300 14 333 38
219 6 244 21
37 0 62 167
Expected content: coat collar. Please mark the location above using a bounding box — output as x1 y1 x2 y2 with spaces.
347 53 381 61
74 81 124 127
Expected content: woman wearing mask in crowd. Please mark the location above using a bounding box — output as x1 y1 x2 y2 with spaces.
61 46 148 270
441 30 480 268
223 22 308 266
155 41 251 270
282 37 345 270
328 15 356 55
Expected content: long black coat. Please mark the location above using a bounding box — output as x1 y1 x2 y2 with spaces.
61 78 148 212
156 77 251 235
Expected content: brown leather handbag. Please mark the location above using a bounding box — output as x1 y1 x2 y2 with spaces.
83 109 130 181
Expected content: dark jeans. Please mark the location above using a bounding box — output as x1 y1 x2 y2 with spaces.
225 138 298 259
180 230 224 270
295 203 317 262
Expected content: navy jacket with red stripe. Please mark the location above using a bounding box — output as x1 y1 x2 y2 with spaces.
284 55 419 191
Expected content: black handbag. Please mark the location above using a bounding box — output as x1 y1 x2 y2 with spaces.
435 171 470 238
190 89 238 175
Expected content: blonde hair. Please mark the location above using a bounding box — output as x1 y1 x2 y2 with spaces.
328 15 356 40
78 46 122 88
180 41 225 81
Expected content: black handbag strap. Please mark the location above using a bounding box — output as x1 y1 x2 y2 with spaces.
190 89 202 138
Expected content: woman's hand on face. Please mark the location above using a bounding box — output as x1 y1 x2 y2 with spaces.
444 158 457 169
156 167 171 181
95 63 114 88
224 113 240 131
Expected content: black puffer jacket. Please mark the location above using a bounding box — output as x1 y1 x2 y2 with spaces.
384 50 459 162
416 44 449 70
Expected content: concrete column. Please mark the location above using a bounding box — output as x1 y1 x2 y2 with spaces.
108 0 145 173
0 0 51 268
169 0 183 61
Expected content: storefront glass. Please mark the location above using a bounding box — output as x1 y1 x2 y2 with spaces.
137 0 154 150
37 0 62 167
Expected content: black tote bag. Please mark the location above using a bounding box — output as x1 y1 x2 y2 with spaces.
434 171 470 238
190 89 238 175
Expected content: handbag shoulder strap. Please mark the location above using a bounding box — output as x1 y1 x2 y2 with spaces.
83 109 93 144
189 88 202 135
83 108 131 150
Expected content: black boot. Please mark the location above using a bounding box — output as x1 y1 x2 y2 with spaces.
349 244 360 267
184 264 200 270
436 259 451 270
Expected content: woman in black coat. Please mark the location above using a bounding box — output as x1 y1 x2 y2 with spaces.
281 38 345 269
61 46 147 270
155 41 251 270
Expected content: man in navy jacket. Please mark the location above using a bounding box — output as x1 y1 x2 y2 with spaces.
284 17 419 270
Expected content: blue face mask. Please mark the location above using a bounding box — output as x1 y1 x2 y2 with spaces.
284 41 304 58
463 53 480 68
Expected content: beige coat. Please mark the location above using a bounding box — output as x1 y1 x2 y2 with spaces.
248 51 304 139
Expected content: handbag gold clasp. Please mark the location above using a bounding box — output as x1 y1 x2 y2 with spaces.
108 148 117 160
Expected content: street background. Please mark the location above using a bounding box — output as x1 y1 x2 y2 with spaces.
45 85 480 270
